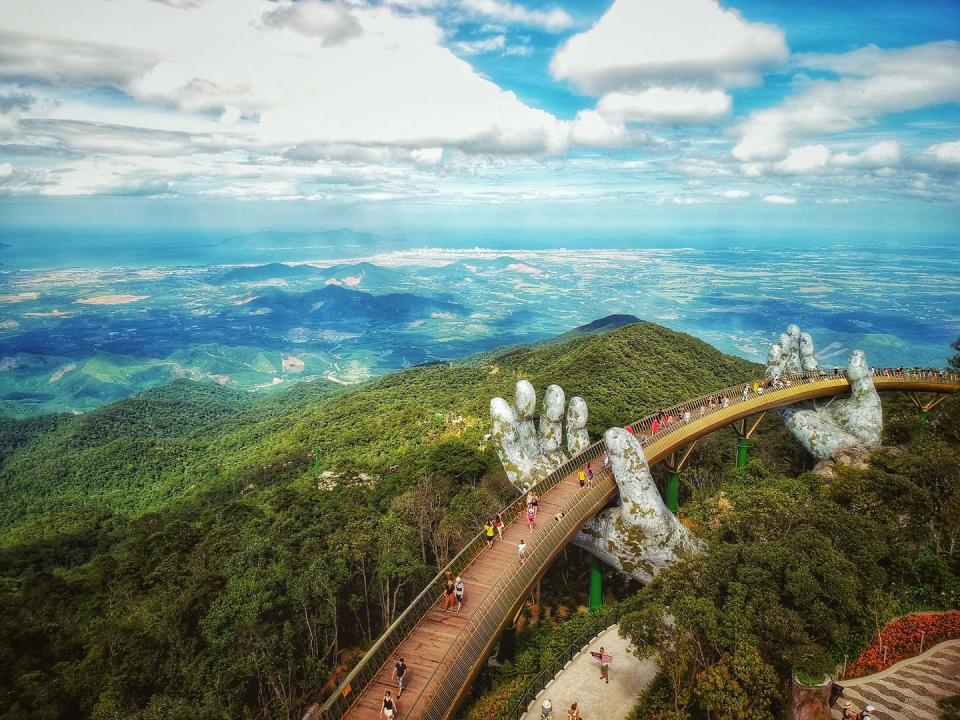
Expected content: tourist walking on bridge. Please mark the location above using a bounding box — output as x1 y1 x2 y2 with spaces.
518 538 527 565
381 690 397 719
484 519 495 549
391 658 407 697
454 575 465 613
442 571 456 611
494 513 504 539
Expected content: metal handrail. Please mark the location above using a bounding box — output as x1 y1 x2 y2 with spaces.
413 473 618 720
315 367 960 718
510 605 621 720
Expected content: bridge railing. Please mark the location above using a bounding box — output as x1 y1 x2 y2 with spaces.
510 604 622 720
408 470 618 720
317 440 610 719
315 366 959 718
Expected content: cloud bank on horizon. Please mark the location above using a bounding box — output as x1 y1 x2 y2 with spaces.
0 0 958 224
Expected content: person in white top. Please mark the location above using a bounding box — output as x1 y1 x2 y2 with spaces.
541 698 553 719
518 538 527 565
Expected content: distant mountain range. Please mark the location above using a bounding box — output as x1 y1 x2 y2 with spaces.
239 283 464 324
214 261 403 289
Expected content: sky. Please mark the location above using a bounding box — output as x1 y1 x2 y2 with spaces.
0 0 958 237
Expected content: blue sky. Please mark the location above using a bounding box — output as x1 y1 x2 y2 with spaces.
0 0 958 237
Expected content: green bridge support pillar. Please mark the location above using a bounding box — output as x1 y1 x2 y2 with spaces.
667 471 680 514
736 437 750 469
589 555 603 610
918 410 929 428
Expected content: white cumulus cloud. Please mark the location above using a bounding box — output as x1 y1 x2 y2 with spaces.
596 88 731 125
551 0 787 95
733 41 960 161
453 34 505 56
461 0 572 32
774 144 831 174
832 140 901 169
260 0 362 46
0 0 566 156
919 140 960 168
762 194 796 204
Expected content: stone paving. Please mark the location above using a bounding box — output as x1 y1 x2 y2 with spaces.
520 624 657 720
832 639 960 720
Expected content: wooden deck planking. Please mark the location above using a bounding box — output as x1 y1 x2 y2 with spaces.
342 464 590 720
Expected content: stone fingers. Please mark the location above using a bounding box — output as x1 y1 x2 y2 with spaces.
513 380 540 459
828 350 882 446
566 396 590 454
604 428 664 518
490 396 534 488
799 332 818 371
539 384 565 453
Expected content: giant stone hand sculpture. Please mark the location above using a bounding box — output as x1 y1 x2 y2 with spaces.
574 428 701 583
490 380 589 491
766 324 882 460
491 382 698 584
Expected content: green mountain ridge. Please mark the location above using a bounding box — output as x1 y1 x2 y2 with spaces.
1 317 955 720
0 318 759 541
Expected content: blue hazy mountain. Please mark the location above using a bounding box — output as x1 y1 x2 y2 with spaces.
213 261 403 288
239 284 465 323
215 262 327 284
0 232 957 416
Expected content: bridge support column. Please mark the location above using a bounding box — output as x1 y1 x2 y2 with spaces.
731 413 765 469
667 471 680 514
497 627 516 662
907 391 948 430
736 438 750 469
664 442 698 515
589 555 603 610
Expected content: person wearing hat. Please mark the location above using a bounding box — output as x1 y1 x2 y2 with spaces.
858 705 876 720
540 698 553 719
840 699 856 719
454 575 465 613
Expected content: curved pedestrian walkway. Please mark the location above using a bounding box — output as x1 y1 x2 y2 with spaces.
520 625 657 720
313 369 959 720
832 639 960 720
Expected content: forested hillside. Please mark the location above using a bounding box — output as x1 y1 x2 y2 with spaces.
0 320 759 538
0 320 765 720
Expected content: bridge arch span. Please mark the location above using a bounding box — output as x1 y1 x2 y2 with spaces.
314 369 959 720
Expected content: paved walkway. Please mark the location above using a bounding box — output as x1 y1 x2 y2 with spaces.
520 624 657 720
832 639 960 720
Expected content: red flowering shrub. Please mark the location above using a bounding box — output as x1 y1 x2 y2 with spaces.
846 611 960 678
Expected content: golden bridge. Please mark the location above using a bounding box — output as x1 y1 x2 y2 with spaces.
309 368 959 720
